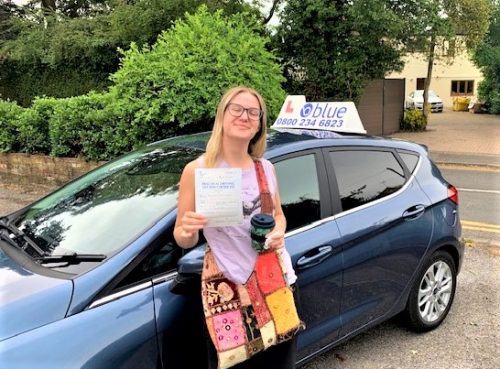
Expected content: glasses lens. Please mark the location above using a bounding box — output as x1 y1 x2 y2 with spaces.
248 109 262 119
228 104 243 116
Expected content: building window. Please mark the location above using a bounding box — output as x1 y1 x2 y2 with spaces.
451 80 474 96
416 78 426 90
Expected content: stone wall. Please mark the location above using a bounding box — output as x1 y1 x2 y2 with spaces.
0 153 104 186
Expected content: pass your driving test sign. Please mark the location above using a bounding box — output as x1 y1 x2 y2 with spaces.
271 95 366 134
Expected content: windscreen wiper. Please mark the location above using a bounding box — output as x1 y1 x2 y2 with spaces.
36 252 107 265
0 219 45 257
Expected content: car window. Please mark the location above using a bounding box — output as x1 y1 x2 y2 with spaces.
113 229 183 290
330 150 406 212
399 152 419 174
274 154 321 231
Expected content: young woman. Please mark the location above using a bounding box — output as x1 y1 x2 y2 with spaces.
174 86 300 369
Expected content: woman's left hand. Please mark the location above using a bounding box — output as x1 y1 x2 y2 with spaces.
265 230 285 250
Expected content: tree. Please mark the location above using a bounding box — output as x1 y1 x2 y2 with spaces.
0 0 256 106
473 2 500 113
247 0 284 25
110 5 285 143
411 0 493 119
25 0 117 18
274 0 411 102
0 1 25 40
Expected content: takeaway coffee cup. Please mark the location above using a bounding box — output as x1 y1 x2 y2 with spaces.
250 213 275 253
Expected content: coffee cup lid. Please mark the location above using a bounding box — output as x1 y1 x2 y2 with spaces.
251 213 275 228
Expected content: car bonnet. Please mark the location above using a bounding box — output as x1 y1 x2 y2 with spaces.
0 247 73 341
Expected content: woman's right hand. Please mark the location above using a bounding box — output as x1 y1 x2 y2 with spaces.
178 211 207 239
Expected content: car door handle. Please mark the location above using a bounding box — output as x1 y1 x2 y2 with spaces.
297 245 334 270
403 205 425 220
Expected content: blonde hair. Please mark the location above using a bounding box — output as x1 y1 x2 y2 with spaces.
204 86 267 168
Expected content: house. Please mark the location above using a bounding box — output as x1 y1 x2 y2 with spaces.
386 42 483 109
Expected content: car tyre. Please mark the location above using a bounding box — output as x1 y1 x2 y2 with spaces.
404 251 457 332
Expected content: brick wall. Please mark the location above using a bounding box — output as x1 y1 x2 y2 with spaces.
0 153 104 186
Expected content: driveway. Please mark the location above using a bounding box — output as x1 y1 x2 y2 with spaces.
389 110 500 156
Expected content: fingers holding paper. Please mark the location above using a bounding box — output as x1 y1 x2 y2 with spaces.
180 211 207 238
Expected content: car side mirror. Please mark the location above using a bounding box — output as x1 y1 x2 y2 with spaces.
169 244 205 295
177 244 206 274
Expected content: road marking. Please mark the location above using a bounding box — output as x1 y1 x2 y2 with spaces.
462 220 500 234
458 188 500 195
439 163 500 173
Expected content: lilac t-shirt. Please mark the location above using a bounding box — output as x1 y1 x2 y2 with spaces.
201 157 297 285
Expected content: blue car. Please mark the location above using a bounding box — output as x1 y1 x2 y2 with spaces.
0 129 463 368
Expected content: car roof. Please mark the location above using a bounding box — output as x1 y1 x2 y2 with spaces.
150 129 428 157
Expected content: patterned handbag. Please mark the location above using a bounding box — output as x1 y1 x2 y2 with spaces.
201 160 304 369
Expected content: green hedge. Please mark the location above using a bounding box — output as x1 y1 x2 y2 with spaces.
17 97 60 154
0 100 24 152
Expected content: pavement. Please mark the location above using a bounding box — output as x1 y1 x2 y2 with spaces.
388 109 500 168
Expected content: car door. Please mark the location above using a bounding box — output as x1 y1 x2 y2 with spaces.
148 228 209 369
94 220 209 369
271 150 344 361
325 147 433 338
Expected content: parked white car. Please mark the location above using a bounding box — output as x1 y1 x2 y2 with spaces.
405 90 444 113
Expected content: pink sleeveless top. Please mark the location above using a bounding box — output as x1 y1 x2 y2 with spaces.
200 157 297 285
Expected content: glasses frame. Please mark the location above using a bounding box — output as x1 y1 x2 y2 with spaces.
226 103 263 121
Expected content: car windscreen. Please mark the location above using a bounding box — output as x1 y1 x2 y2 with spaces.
14 145 200 259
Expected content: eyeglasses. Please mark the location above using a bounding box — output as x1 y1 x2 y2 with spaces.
226 103 263 121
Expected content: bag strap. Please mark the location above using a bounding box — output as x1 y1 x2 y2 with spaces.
254 159 274 215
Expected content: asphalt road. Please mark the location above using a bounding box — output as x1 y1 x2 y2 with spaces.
441 167 500 242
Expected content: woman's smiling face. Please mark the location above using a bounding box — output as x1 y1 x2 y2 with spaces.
222 92 261 142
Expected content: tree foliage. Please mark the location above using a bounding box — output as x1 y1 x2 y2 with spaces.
473 3 500 113
24 0 117 18
274 0 410 102
0 0 255 106
110 5 285 141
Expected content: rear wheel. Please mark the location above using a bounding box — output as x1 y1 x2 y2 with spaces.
404 251 457 332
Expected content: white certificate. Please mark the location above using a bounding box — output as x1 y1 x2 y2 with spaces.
195 168 243 227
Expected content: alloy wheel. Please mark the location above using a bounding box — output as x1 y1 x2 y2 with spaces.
417 260 453 324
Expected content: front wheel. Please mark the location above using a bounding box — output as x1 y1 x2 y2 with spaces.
404 251 457 332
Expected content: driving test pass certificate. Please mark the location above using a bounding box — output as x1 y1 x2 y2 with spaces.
195 168 243 227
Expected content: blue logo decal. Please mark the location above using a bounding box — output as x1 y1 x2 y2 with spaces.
300 103 313 117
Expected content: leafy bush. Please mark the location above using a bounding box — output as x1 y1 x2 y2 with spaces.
478 72 500 114
401 109 427 131
0 100 24 152
17 97 60 154
110 5 286 144
48 92 114 158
